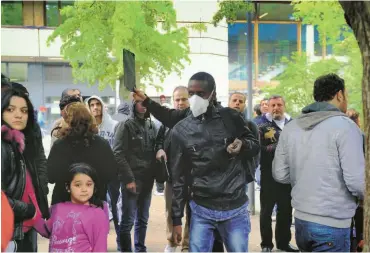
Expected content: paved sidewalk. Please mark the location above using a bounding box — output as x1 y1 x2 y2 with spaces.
38 191 296 252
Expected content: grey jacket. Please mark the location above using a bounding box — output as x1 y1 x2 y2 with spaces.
272 102 365 228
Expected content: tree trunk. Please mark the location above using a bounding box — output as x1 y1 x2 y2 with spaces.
339 1 370 251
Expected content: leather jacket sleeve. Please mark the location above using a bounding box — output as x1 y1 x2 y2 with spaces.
113 121 135 184
246 120 261 167
234 113 260 158
169 129 189 226
34 124 49 195
155 125 166 152
142 97 189 129
1 142 35 222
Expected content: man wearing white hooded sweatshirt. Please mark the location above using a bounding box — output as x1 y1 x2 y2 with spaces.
86 95 121 250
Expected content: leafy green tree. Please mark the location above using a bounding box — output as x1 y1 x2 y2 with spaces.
262 1 362 117
212 1 254 26
292 1 350 57
48 1 192 96
1 2 23 26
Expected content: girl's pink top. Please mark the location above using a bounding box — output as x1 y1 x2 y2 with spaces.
34 202 110 252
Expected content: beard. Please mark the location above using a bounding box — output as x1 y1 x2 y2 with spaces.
273 113 283 120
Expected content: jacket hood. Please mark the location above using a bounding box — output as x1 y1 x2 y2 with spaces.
85 95 116 130
296 102 346 130
117 101 130 115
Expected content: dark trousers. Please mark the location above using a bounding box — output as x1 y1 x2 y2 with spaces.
108 179 121 249
15 229 37 252
120 182 153 252
350 206 364 252
156 181 165 192
260 177 292 249
187 201 224 252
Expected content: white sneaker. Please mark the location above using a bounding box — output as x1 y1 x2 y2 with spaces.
155 190 164 196
164 245 177 252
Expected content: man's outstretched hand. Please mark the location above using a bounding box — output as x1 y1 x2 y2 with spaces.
132 88 147 102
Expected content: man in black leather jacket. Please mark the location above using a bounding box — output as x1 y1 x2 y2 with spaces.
134 72 260 252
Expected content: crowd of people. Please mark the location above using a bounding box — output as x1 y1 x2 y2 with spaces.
1 71 365 252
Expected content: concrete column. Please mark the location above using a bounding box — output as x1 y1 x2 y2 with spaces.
306 25 315 61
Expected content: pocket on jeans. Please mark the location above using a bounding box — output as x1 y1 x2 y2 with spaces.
311 228 336 251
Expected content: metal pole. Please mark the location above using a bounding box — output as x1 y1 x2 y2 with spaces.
246 2 255 215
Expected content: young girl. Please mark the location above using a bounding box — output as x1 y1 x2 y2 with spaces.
35 163 110 252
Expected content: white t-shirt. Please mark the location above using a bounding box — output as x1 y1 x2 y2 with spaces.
274 118 286 130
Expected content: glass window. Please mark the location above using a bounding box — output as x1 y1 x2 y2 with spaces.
44 65 73 82
45 1 60 27
258 24 297 81
45 0 74 26
8 63 28 82
228 23 255 81
1 1 23 26
257 3 295 21
2 63 8 76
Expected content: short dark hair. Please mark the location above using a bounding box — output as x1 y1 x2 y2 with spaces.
189 72 216 92
59 95 81 111
268 95 285 104
61 88 81 99
313 73 345 102
254 104 262 116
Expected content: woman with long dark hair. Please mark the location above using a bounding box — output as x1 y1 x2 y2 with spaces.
47 102 118 205
1 89 49 252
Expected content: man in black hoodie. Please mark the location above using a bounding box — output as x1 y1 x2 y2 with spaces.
113 100 157 252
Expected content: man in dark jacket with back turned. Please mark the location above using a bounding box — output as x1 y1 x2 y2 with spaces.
113 100 157 252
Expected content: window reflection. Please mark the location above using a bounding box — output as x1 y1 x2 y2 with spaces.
45 0 74 27
228 23 254 81
258 3 295 21
258 24 297 81
1 1 23 26
8 63 28 82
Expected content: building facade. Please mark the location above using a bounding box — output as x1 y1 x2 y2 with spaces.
1 1 337 126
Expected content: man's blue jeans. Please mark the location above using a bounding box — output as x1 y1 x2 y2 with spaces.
295 218 351 252
189 200 250 252
120 185 152 252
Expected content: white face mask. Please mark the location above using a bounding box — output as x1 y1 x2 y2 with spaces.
188 90 214 118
